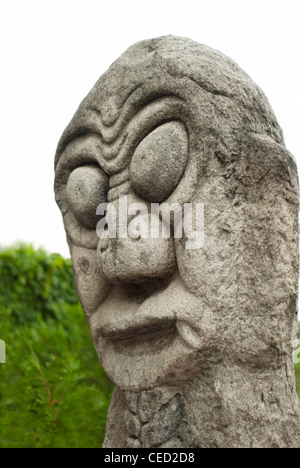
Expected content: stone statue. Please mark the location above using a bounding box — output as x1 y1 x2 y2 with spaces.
55 36 300 448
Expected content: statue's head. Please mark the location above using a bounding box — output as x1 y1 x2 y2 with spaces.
55 36 298 392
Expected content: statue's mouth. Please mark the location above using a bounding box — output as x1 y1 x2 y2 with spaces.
101 319 177 356
92 280 178 354
90 276 207 388
91 275 204 358
99 317 175 342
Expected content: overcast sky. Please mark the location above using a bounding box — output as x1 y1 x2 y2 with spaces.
1 0 299 258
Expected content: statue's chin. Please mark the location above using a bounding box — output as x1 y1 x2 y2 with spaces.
95 329 205 391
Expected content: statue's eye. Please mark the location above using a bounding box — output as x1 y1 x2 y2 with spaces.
130 121 188 203
66 165 108 229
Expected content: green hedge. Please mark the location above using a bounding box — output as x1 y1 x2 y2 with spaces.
0 245 113 448
0 244 78 324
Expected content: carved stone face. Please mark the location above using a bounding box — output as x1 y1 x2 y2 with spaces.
55 36 298 391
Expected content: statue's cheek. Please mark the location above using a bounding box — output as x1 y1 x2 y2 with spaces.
69 244 109 320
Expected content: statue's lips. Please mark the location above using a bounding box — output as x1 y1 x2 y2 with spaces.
98 316 175 342
92 282 177 343
91 278 204 351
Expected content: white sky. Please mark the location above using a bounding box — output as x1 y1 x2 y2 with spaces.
0 0 299 258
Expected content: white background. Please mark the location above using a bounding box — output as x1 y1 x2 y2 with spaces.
0 0 299 257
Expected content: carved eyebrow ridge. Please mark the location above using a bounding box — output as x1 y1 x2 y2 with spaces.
55 95 187 172
89 83 143 128
99 97 188 169
88 93 186 146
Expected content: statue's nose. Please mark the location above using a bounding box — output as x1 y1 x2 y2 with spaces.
98 232 177 285
97 189 177 285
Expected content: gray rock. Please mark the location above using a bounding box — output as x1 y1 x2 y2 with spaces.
124 410 141 438
138 387 180 423
55 36 300 448
127 437 142 448
130 121 188 203
159 437 186 449
140 395 182 448
125 391 139 414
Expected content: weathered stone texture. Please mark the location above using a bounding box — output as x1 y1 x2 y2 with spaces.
55 36 300 448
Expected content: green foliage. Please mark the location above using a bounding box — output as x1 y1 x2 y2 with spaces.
0 245 113 448
295 362 300 400
0 244 78 323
